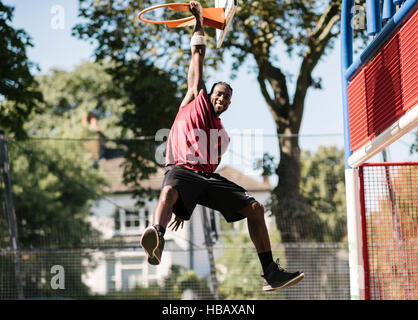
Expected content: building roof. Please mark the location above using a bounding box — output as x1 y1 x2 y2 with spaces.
216 166 271 192
99 157 164 193
99 158 271 194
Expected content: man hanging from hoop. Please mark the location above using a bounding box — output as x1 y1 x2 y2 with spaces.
140 1 304 291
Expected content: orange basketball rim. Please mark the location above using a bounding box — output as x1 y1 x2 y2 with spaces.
137 3 225 29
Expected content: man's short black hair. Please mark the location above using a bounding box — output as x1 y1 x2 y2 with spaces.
209 81 233 96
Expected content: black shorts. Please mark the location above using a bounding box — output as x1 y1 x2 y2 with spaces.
162 165 257 222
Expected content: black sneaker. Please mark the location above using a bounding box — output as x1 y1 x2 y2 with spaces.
262 259 304 291
140 225 165 265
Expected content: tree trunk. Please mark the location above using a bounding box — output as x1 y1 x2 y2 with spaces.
251 0 341 243
273 131 307 242
256 63 310 242
246 1 342 299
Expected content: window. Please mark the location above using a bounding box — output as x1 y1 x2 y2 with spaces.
105 254 158 292
121 257 145 265
106 260 116 292
114 208 145 235
124 210 140 230
148 264 158 276
114 209 120 231
144 209 150 228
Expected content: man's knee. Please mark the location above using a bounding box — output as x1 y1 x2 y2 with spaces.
252 202 265 218
241 201 265 220
160 186 179 206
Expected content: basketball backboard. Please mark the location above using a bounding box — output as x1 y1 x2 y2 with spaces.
215 0 238 48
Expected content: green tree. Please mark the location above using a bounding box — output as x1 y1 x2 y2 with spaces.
261 146 346 242
33 59 180 204
0 62 117 298
299 146 346 242
178 269 215 299
283 146 347 299
6 139 106 248
0 137 107 298
30 62 124 139
0 2 42 137
159 265 214 299
110 59 181 204
220 146 346 299
22 59 180 235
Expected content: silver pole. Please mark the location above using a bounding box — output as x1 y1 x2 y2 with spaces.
201 206 219 300
0 130 24 299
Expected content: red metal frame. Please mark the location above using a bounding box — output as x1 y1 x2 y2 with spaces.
358 166 371 300
361 161 418 167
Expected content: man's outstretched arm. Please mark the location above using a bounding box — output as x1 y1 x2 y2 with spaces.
180 1 206 107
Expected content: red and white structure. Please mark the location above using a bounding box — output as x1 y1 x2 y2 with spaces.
341 0 417 299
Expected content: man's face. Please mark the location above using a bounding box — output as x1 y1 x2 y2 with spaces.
210 84 232 116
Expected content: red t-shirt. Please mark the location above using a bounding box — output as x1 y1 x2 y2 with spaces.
165 91 230 173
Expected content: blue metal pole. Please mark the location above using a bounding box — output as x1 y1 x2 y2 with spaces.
341 0 355 169
383 0 396 20
341 3 365 299
366 0 382 35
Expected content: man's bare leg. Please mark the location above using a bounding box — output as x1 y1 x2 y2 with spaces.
238 201 271 253
141 185 179 265
238 202 274 274
152 185 179 229
239 201 304 291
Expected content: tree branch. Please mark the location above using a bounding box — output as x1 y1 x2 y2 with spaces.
291 1 340 130
266 63 290 109
257 61 291 129
257 73 275 107
310 1 341 40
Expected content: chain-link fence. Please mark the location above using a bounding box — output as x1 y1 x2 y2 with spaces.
360 163 418 300
0 135 359 300
0 242 349 300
